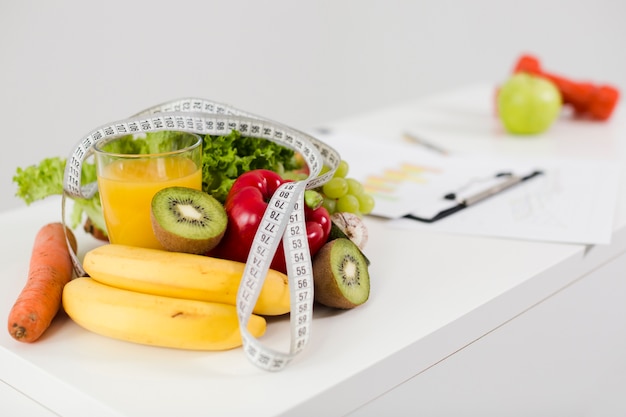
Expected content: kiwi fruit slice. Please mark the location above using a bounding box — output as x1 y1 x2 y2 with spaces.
151 187 227 254
328 221 371 266
312 238 370 309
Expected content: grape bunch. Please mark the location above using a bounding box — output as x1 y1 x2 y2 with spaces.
317 160 375 216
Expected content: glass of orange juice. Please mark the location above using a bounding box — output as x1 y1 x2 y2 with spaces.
94 131 203 249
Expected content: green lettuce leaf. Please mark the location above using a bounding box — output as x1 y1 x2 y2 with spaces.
13 157 66 204
12 157 107 234
201 130 298 203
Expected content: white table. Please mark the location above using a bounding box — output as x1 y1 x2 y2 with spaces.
2 84 625 416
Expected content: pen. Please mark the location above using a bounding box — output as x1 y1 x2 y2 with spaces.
451 170 543 206
403 132 449 156
403 170 543 223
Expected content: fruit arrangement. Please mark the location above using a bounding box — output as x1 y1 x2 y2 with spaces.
8 133 375 352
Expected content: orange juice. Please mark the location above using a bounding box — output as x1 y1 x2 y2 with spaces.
98 157 202 249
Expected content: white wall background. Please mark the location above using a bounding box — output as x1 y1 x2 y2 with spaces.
1 0 625 213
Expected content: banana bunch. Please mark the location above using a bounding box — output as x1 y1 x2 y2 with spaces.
62 244 291 351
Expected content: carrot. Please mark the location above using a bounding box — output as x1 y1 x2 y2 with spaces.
7 222 77 343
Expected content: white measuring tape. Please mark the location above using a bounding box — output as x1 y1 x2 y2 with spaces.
62 98 341 371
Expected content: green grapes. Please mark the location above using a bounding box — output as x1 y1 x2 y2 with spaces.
334 160 349 178
346 178 364 195
317 159 375 216
322 178 349 199
336 194 360 213
322 197 337 214
356 193 375 214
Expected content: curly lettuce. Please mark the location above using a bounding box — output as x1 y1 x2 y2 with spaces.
201 130 299 203
13 157 107 236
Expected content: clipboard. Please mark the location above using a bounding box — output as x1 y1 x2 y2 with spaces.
314 130 620 246
403 170 543 223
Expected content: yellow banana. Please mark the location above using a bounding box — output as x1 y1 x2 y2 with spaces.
62 277 266 351
83 244 290 316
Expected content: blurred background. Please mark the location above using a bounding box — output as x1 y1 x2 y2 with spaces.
1 0 625 212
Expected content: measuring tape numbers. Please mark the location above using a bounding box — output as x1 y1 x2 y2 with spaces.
62 98 341 371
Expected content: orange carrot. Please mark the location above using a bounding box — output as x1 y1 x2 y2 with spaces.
7 222 77 343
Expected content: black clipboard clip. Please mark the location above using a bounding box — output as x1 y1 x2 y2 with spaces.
403 170 543 223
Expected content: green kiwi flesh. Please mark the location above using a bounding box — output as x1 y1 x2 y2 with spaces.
312 238 370 309
328 221 371 265
151 187 227 254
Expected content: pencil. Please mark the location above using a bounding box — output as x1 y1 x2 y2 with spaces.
403 132 449 156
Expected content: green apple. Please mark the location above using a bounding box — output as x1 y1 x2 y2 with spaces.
497 72 562 135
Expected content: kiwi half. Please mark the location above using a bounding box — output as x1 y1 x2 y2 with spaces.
328 221 371 266
151 187 227 254
312 238 370 309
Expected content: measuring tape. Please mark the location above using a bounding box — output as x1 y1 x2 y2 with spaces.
62 98 341 371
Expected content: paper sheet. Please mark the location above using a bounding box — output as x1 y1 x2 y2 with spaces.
316 131 621 245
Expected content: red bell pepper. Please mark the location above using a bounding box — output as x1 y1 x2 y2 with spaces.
209 169 331 274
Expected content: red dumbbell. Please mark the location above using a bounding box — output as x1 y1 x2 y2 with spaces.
513 54 620 121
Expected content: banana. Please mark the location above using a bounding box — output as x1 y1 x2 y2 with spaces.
62 277 266 351
83 244 290 316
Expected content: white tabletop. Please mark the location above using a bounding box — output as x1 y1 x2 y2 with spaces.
1 84 625 416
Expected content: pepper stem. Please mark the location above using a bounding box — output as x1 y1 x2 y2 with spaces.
304 189 324 210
